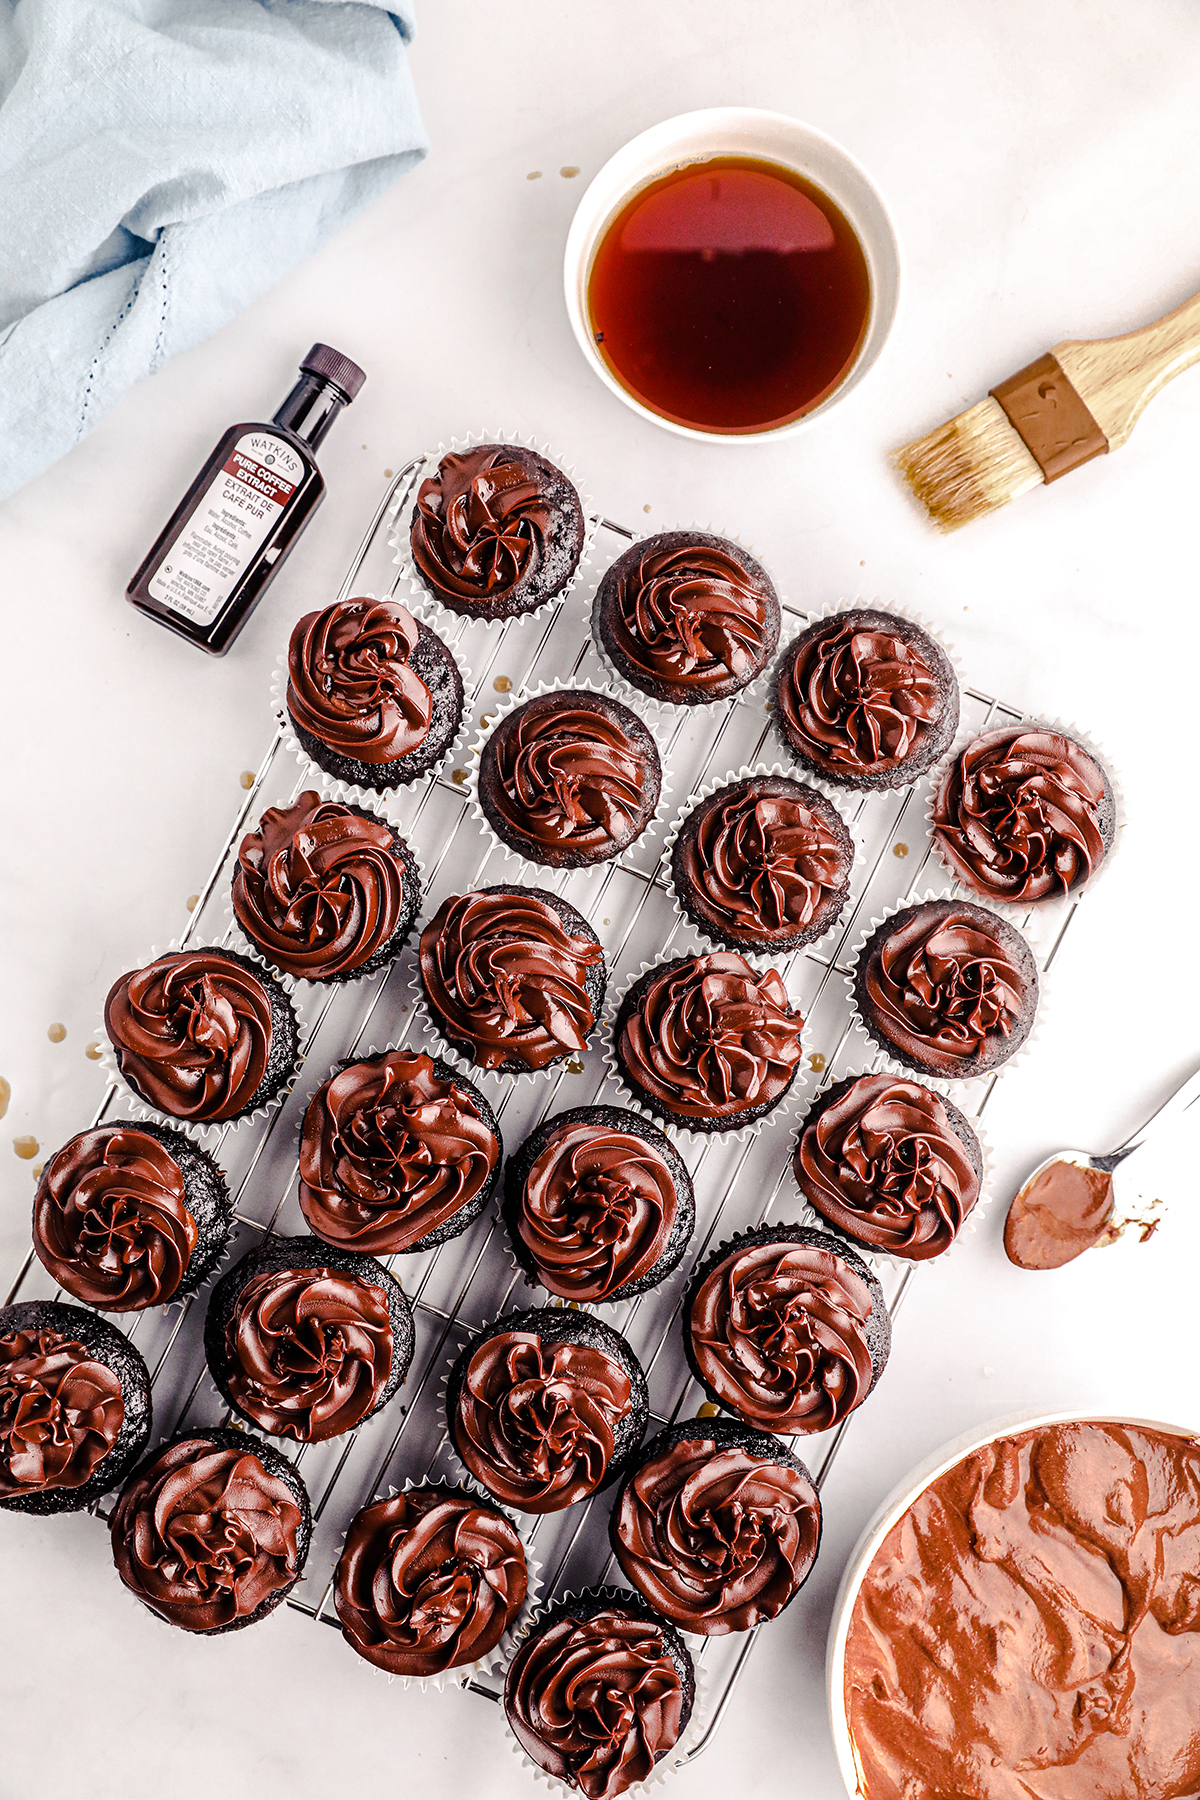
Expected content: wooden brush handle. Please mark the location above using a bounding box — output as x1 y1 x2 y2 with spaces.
1054 285 1200 449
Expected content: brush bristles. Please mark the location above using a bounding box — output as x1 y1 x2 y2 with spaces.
894 397 1044 533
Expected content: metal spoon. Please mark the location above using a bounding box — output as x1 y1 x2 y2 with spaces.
1004 1061 1200 1270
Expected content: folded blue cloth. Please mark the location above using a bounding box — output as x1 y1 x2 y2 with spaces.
0 0 427 501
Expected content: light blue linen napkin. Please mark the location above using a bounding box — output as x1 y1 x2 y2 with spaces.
0 0 427 501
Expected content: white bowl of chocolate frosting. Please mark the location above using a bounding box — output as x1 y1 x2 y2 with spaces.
826 1409 1200 1800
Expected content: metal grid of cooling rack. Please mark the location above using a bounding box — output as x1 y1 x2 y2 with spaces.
5 460 1082 1763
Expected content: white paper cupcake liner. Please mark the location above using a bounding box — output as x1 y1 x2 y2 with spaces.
270 608 475 812
461 676 676 879
657 760 865 970
95 939 311 1146
499 1589 711 1794
841 886 1051 1092
602 950 810 1147
390 428 600 636
923 712 1127 920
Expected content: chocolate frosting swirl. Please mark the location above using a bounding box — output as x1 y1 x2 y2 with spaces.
0 1329 124 1496
863 905 1032 1073
795 1074 980 1259
518 1121 676 1303
420 890 603 1071
233 792 405 980
615 1437 820 1632
286 598 433 765
680 782 847 938
34 1127 197 1310
618 953 805 1120
110 1437 302 1631
486 695 656 858
933 727 1109 902
779 617 941 776
506 1607 685 1796
453 1331 632 1513
412 447 556 600
104 950 275 1123
336 1488 527 1675
223 1266 393 1442
299 1051 498 1253
606 539 775 695
690 1241 874 1431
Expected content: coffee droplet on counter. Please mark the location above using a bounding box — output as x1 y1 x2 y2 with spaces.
808 1052 826 1074
14 1136 38 1160
893 842 908 858
527 170 543 181
85 1042 103 1061
31 1164 43 1180
566 1058 584 1074
186 894 200 912
493 676 512 693
451 769 467 785
384 469 394 479
0 1077 9 1120
239 770 255 790
643 504 652 513
480 715 492 729
47 1023 66 1043
560 165 581 179
695 1402 720 1419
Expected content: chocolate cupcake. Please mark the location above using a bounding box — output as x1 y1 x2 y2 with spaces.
670 774 854 953
0 1301 151 1515
232 791 420 983
610 1418 822 1634
502 1105 694 1305
932 725 1116 903
419 885 606 1075
852 898 1039 1078
505 1586 695 1797
478 690 662 869
446 1307 647 1514
794 1073 984 1261
32 1121 232 1311
335 1485 528 1678
774 608 958 790
286 596 464 792
298 1049 501 1255
684 1224 890 1432
410 443 586 622
104 946 300 1126
613 951 805 1132
593 530 781 705
204 1234 414 1443
110 1426 311 1633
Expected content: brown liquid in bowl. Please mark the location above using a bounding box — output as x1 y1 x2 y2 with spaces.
586 156 871 434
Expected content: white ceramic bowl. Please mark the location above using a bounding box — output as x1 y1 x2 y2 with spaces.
824 1407 1200 1798
562 107 901 444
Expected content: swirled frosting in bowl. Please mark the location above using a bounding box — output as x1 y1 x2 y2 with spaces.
613 1427 821 1633
286 598 434 765
411 444 584 615
616 952 805 1125
933 726 1113 902
505 1598 690 1797
233 792 411 981
420 887 605 1072
299 1051 499 1253
687 1232 880 1431
33 1126 198 1310
335 1487 528 1676
795 1073 981 1260
854 899 1038 1077
595 531 780 703
480 692 660 867
0 1328 124 1497
776 610 955 785
110 1433 307 1632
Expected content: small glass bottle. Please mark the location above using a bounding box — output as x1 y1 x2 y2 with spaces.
126 344 365 655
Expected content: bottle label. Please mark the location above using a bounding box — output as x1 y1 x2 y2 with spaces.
147 432 305 627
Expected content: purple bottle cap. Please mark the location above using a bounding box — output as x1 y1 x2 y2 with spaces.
301 344 366 401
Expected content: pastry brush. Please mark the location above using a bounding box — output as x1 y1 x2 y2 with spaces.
895 284 1200 531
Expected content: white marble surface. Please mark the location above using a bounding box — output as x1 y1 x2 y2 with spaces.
3 3 1200 1795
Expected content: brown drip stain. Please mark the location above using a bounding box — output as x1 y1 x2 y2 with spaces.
643 504 652 513
384 468 394 479
481 715 493 729
31 1164 44 1180
47 1023 66 1043
560 165 581 179
527 170 543 182
0 1076 10 1120
696 1402 720 1418
809 1052 827 1074
493 676 512 693
450 769 468 785
239 770 256 790
186 894 200 912
566 1058 585 1074
893 843 909 858
13 1135 39 1160
85 1042 103 1061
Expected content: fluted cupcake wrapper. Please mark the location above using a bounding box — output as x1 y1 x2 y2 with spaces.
269 607 475 812
499 1588 711 1796
602 952 810 1147
461 675 676 881
390 428 600 636
94 938 311 1147
923 711 1127 925
657 760 865 972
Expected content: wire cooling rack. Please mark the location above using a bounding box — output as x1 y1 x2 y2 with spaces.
5 460 1082 1762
